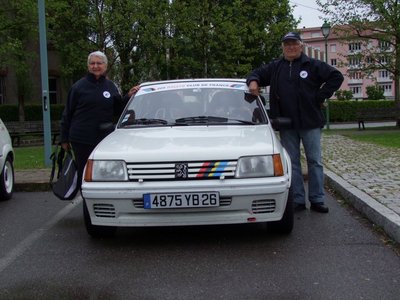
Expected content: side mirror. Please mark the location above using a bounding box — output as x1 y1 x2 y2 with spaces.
270 117 292 131
99 122 115 132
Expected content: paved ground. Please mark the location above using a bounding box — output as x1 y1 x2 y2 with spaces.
13 121 400 243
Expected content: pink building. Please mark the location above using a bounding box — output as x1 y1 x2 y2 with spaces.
299 26 394 100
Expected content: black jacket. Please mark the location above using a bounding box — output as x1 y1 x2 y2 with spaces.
247 53 344 129
61 73 129 145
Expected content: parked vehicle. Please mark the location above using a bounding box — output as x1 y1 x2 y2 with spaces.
81 79 293 237
0 118 15 200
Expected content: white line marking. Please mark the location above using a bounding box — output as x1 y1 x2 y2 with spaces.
0 197 82 273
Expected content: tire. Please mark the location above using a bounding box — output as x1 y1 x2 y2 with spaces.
0 156 14 201
267 190 294 234
83 199 117 238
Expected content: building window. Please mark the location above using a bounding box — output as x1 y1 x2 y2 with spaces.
349 42 361 51
378 70 390 79
349 71 362 80
379 84 392 95
330 44 336 53
350 86 362 96
379 56 389 64
49 77 58 104
365 56 374 64
330 58 337 66
311 32 321 38
348 57 361 67
379 40 391 51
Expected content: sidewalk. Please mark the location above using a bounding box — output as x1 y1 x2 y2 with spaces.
13 122 400 243
321 132 400 244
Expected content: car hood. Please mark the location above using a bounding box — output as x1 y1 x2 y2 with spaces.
91 125 276 162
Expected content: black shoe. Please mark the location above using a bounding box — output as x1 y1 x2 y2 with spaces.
310 203 329 213
294 203 306 212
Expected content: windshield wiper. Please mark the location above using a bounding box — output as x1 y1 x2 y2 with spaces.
175 116 228 124
131 118 169 125
175 116 255 125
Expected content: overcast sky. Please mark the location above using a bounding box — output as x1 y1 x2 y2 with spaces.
291 0 325 28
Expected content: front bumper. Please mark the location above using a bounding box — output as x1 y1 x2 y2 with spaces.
82 176 290 227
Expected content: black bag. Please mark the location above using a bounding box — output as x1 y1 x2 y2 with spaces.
50 144 79 200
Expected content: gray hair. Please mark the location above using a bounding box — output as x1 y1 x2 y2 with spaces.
87 51 108 66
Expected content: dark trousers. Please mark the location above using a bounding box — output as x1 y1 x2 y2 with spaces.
71 142 96 190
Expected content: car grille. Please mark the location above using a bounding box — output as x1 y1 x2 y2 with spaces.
251 199 276 214
126 160 237 181
93 203 116 218
132 197 232 209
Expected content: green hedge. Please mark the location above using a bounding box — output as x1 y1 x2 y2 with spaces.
0 104 65 122
0 100 397 123
325 100 396 122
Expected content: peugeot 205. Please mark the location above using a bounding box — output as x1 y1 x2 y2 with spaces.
81 79 293 237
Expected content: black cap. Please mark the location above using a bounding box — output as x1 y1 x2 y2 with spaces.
282 32 302 42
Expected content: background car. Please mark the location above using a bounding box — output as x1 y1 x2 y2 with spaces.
0 118 15 200
81 79 293 237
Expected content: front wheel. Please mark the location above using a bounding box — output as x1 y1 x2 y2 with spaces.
267 190 294 234
83 199 117 238
0 156 14 201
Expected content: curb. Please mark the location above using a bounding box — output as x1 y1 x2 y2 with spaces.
324 169 400 244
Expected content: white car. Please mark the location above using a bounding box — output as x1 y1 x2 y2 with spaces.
81 79 292 237
0 118 15 200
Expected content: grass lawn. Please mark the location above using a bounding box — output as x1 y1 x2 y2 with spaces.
324 126 400 149
14 145 53 170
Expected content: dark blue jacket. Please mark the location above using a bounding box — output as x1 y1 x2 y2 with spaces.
61 73 129 145
247 53 344 129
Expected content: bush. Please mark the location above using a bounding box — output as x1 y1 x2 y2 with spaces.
0 105 19 121
0 104 65 121
366 85 385 100
335 89 353 100
327 100 396 122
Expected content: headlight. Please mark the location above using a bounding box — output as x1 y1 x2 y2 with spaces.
84 160 128 181
235 155 284 178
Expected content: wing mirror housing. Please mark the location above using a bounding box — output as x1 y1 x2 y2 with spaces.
270 117 292 131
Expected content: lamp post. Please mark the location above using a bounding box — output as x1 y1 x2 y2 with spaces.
38 0 52 166
321 21 331 129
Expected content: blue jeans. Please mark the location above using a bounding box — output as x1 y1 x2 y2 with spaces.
279 128 324 205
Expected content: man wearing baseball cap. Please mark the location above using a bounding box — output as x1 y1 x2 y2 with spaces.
246 31 344 214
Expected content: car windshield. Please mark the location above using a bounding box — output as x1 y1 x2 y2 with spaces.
118 87 267 127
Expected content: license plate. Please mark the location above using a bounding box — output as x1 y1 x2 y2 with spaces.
143 192 219 209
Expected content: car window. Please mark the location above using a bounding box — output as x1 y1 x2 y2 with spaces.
119 88 266 127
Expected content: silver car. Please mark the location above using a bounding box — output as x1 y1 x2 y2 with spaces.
0 118 15 200
82 79 293 237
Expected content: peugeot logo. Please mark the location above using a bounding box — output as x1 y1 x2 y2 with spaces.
175 163 188 179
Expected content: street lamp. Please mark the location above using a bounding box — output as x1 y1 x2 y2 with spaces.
321 21 331 129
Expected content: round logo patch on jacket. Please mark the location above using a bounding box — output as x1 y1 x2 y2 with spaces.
300 70 308 79
103 91 111 98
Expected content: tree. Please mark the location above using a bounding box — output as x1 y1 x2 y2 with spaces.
2 0 299 106
46 0 92 81
317 0 400 107
0 0 38 120
168 0 297 78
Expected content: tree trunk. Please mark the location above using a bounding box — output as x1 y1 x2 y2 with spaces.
18 95 25 122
